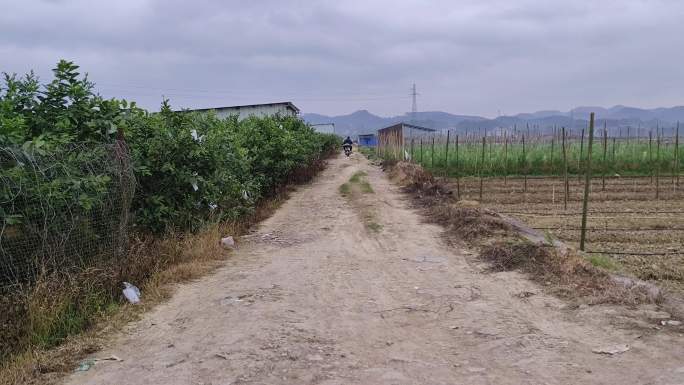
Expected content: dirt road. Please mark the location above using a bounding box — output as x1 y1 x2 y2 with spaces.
65 152 684 385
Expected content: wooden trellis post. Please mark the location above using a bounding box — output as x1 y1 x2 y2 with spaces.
649 131 653 184
656 134 661 200
562 127 569 210
602 123 607 191
480 135 486 201
431 136 435 168
445 130 450 176
578 128 585 182
580 113 596 251
522 133 527 194
551 125 556 174
676 122 680 188
455 134 460 200
411 138 415 163
504 132 508 186
420 138 423 164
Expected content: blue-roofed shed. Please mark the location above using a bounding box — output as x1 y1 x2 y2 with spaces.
358 133 377 147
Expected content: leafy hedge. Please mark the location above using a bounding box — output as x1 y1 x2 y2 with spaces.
1 60 339 236
0 60 338 364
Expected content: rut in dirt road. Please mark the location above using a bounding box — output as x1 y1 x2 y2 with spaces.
65 152 684 385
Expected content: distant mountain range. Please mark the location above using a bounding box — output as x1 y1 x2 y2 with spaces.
302 105 684 137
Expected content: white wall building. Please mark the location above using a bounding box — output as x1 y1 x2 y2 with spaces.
310 123 335 134
187 102 299 120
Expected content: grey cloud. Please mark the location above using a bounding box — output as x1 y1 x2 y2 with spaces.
1 0 683 116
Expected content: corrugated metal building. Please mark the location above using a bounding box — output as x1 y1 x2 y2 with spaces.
186 102 299 120
377 122 435 160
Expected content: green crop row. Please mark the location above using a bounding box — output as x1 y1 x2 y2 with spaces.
406 136 682 177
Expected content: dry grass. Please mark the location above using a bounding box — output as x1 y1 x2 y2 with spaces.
0 171 306 385
480 241 659 305
389 162 508 241
386 161 661 307
0 225 229 385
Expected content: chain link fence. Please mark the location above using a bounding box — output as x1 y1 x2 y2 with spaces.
0 141 135 287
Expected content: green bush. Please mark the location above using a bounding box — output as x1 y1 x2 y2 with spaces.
1 59 341 237
0 60 340 363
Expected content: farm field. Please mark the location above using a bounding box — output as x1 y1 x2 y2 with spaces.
451 175 684 291
412 130 682 178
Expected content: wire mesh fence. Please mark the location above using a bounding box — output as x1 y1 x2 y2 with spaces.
0 141 135 287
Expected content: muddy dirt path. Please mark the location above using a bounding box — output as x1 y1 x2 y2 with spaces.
65 152 684 385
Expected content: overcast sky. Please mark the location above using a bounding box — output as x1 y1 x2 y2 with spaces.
2 0 683 117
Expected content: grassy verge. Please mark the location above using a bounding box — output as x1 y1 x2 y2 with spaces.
349 171 367 183
587 254 620 271
358 146 378 161
341 171 374 196
339 183 352 196
339 169 380 233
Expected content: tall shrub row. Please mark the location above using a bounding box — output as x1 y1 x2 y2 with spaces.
1 60 339 235
0 60 338 364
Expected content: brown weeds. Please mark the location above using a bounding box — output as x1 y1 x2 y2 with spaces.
480 241 659 305
387 161 660 307
0 168 303 385
389 162 507 241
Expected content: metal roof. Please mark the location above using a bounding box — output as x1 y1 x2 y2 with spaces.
377 122 436 133
185 101 300 114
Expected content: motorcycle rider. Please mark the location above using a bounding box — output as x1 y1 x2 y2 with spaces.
342 136 353 154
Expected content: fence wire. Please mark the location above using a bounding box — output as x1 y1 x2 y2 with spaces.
0 142 135 287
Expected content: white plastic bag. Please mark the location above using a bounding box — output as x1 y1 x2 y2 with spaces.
122 282 141 304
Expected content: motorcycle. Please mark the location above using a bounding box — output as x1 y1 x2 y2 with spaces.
343 143 353 157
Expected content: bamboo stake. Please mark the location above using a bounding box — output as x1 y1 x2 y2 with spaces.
656 134 661 200
480 135 486 201
456 134 460 200
431 136 435 168
602 123 607 191
649 131 653 184
562 127 569 211
522 133 527 194
445 130 450 176
551 125 556 174
676 121 680 188
580 113 596 251
578 128 585 182
420 138 423 164
411 138 415 163
504 132 508 186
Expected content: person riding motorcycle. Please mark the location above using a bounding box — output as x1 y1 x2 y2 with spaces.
342 136 353 156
